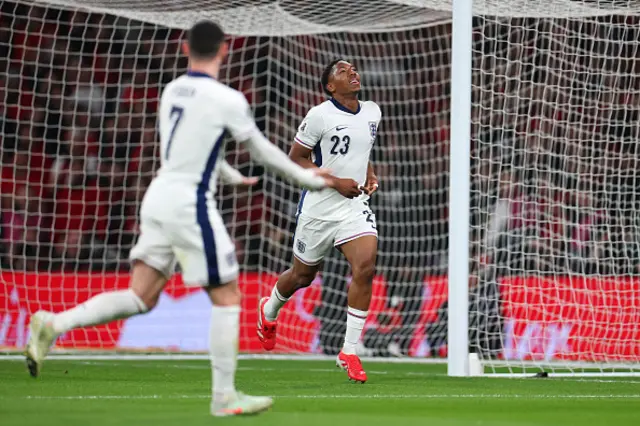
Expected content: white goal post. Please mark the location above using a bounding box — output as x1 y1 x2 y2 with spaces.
1 0 640 378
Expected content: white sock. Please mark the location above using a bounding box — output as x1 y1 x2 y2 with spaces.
263 284 289 321
52 289 148 334
210 305 240 403
342 306 368 355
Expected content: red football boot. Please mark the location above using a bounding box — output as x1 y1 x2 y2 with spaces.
256 297 277 351
336 351 368 383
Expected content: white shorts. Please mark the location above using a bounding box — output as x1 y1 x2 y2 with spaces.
129 208 239 287
293 206 378 266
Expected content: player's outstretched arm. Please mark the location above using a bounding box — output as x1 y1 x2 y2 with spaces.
289 141 361 199
242 131 328 190
226 94 329 191
219 160 259 187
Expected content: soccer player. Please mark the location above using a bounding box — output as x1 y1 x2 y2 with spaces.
257 59 381 383
25 20 335 417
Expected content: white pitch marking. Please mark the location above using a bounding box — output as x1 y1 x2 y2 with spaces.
12 394 640 401
558 378 640 384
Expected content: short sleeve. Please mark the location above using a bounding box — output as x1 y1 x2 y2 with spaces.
225 92 258 141
373 102 382 123
294 108 324 150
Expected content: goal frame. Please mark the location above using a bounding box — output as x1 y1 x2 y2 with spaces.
447 0 472 378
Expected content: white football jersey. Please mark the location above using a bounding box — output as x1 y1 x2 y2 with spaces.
141 71 256 221
295 98 381 221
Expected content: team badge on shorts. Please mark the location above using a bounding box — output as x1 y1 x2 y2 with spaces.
296 239 306 254
369 122 377 141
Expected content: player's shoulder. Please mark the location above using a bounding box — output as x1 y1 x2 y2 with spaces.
165 75 247 106
302 101 333 126
199 79 248 107
360 100 382 118
360 100 381 111
308 100 334 116
217 84 250 110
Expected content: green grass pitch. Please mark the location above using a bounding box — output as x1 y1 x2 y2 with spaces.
0 358 638 425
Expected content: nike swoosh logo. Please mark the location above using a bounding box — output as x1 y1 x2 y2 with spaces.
336 126 347 131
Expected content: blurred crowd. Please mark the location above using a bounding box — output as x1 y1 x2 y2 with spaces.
2 1 640 282
0 3 184 270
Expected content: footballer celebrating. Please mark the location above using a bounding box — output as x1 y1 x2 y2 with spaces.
25 20 334 417
257 59 381 383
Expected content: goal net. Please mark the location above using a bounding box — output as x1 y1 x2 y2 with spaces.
1 0 640 376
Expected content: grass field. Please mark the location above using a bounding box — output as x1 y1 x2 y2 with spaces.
0 358 639 426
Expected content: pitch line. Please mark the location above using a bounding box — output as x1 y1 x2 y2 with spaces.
10 394 640 401
71 362 640 382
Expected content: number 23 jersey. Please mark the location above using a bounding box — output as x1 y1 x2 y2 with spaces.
294 98 381 221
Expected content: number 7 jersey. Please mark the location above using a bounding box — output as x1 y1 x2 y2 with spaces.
295 98 382 221
143 71 256 219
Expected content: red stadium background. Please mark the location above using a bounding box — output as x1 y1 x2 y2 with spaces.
1 273 639 361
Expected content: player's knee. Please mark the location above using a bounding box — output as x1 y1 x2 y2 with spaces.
130 261 167 311
131 287 158 311
219 284 241 306
207 280 242 306
352 260 376 285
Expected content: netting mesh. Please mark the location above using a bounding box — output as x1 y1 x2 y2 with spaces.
1 0 639 372
471 14 640 371
32 0 449 35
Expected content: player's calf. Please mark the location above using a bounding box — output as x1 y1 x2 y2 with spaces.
341 236 376 301
271 261 319 303
349 260 375 304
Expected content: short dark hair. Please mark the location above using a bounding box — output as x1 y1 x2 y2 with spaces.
187 20 226 59
320 59 345 97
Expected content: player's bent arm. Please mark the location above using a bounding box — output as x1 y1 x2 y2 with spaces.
289 142 317 169
361 162 379 196
367 162 376 180
242 130 326 190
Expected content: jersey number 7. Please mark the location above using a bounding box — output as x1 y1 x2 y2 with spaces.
165 105 184 160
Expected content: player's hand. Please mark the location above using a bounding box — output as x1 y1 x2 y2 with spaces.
307 168 334 190
238 176 260 187
331 177 362 199
361 174 379 196
309 170 360 198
